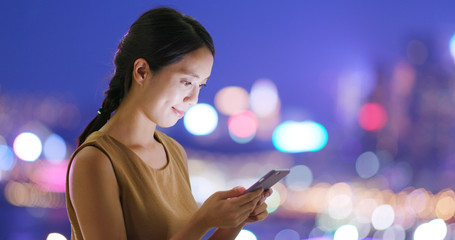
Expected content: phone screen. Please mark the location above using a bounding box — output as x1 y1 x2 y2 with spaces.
244 169 290 193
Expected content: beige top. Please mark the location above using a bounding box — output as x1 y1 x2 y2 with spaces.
65 130 199 239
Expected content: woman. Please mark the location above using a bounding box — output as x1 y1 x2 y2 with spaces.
66 7 271 240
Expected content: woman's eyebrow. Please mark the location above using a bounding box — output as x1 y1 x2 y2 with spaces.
180 71 210 80
185 73 200 78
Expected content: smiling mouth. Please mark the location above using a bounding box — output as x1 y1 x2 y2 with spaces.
172 107 185 118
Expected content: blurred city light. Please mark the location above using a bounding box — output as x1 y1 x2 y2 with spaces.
336 70 376 126
285 165 313 191
334 225 358 240
43 133 67 163
0 145 15 171
383 225 406 240
274 229 300 240
265 187 281 213
46 233 67 240
250 79 279 118
235 229 257 240
4 181 65 208
13 132 42 161
358 103 387 131
214 86 250 115
183 103 218 136
228 110 258 144
450 33 455 62
190 176 215 204
435 194 455 220
328 193 353 220
413 219 447 240
272 121 328 153
371 204 395 230
30 161 67 193
355 151 380 178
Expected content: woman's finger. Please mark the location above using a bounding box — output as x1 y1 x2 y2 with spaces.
250 203 267 216
233 188 263 206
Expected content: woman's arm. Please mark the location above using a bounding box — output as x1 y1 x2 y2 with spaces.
68 146 128 240
207 224 246 240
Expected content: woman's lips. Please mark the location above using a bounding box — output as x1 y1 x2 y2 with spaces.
172 107 185 118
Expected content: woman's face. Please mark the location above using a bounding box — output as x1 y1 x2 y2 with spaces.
139 47 214 128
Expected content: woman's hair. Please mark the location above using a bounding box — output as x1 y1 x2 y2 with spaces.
77 7 215 146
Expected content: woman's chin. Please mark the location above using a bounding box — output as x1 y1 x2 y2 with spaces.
157 120 179 128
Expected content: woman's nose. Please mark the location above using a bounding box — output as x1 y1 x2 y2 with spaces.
184 86 199 105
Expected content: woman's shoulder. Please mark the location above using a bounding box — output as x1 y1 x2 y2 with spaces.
70 146 113 179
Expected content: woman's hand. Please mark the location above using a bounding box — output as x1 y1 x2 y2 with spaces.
244 188 273 223
196 186 263 229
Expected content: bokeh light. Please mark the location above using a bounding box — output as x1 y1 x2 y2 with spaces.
274 229 300 240
43 133 67 163
358 103 387 131
0 145 15 171
334 225 358 240
228 110 258 144
250 79 279 117
272 121 328 153
328 193 353 220
188 159 226 204
13 132 42 161
450 33 455 62
316 212 339 232
5 181 65 208
46 233 67 240
214 86 250 115
285 165 313 191
372 204 395 230
356 151 380 178
406 189 429 216
414 219 447 240
235 229 257 240
383 225 406 240
349 218 371 239
436 195 455 220
265 187 281 213
336 70 376 126
31 161 67 192
190 176 215 204
183 103 218 136
392 61 416 97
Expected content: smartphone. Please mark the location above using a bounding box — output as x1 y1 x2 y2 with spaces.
244 169 290 194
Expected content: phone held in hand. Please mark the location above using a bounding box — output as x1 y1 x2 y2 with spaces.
244 169 290 194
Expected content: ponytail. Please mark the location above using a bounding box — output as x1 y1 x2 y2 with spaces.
77 74 125 146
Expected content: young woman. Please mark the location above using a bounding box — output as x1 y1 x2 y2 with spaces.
65 7 271 240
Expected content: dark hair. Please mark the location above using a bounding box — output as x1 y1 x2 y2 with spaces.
78 7 215 146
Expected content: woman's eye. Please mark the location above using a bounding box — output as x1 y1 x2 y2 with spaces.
199 83 207 88
184 81 192 86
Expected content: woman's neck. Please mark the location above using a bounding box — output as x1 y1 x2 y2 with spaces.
99 99 159 149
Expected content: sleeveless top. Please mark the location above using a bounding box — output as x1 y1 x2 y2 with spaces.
65 130 199 239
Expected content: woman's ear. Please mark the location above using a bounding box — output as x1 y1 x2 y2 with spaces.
132 58 151 86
